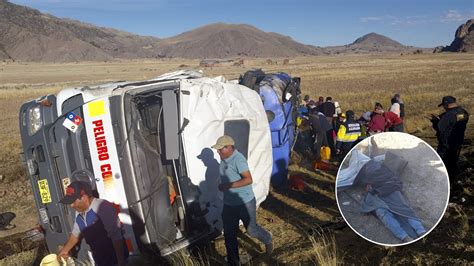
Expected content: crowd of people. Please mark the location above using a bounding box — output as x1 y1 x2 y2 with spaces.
298 93 408 162
297 93 469 174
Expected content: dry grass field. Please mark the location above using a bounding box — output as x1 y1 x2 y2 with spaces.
0 53 473 265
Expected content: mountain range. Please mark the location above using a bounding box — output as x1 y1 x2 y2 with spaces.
0 0 469 62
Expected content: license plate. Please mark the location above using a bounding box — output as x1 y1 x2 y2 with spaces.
38 207 49 224
38 179 52 204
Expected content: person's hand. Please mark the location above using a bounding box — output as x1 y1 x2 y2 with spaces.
57 248 69 262
365 184 374 192
218 183 231 191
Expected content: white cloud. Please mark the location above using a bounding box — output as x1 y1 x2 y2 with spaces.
360 17 383 23
441 10 472 23
360 11 473 26
360 15 437 26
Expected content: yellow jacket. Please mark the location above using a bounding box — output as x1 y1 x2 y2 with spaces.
336 120 361 143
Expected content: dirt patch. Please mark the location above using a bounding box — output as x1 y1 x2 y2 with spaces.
0 179 37 239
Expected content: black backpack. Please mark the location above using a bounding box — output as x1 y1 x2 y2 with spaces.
238 69 267 93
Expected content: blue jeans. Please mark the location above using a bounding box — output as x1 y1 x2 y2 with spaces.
222 198 272 265
375 208 426 240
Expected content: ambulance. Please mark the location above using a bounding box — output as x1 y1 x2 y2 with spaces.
19 70 273 259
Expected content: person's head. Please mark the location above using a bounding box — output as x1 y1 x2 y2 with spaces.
394 93 401 101
346 110 355 119
438 95 457 110
318 96 324 102
374 102 383 111
338 112 346 121
326 97 332 102
307 100 317 109
362 111 371 122
303 95 310 103
60 181 93 212
309 106 319 114
391 97 398 104
211 135 235 159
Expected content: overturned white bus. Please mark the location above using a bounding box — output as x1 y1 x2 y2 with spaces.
19 70 273 260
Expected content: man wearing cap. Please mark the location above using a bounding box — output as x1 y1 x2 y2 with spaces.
58 181 128 266
212 135 273 265
431 96 469 189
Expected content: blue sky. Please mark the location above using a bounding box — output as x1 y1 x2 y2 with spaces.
10 0 474 47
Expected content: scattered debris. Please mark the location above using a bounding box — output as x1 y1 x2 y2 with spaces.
289 175 306 191
0 212 16 231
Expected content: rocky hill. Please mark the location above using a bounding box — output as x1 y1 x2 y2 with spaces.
155 23 323 58
436 19 474 53
0 0 164 62
324 32 426 54
351 32 405 49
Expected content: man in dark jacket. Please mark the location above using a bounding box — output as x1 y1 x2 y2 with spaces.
320 97 336 119
431 96 469 187
309 109 331 161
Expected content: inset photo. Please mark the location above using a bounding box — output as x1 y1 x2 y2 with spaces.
336 132 449 246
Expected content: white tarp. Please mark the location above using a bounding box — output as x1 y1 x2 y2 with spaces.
151 69 204 81
337 149 385 188
180 77 273 231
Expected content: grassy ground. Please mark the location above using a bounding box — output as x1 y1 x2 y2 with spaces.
0 53 472 264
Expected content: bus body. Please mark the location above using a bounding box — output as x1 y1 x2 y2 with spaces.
19 71 272 258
